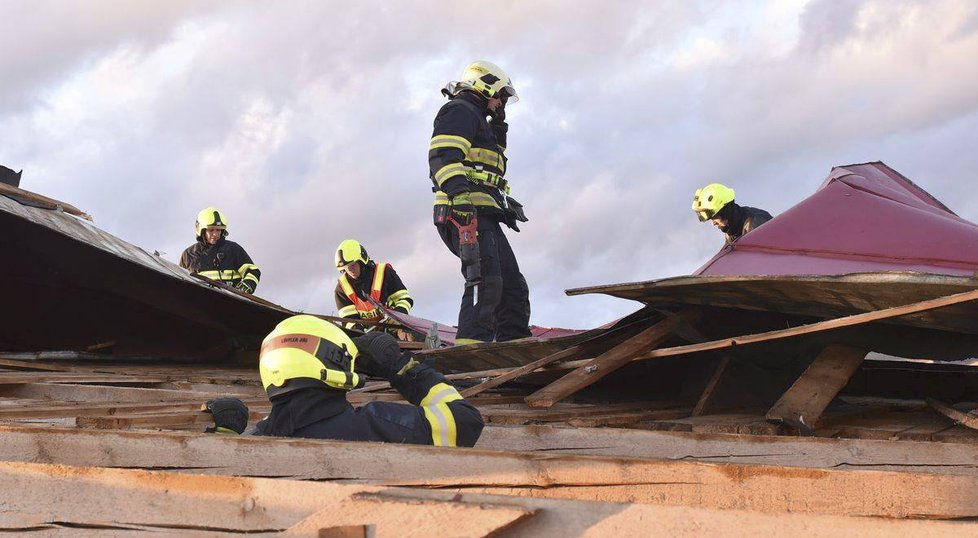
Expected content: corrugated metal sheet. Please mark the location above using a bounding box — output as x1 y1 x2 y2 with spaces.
696 162 978 276
0 192 293 360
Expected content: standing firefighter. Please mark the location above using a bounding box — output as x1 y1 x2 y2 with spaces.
692 183 773 244
179 207 261 293
202 314 484 447
334 239 413 329
429 60 531 346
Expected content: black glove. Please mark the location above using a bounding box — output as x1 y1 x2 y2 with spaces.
235 279 256 294
202 397 249 434
352 332 415 379
450 193 475 226
503 196 528 232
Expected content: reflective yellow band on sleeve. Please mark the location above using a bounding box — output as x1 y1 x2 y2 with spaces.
433 163 468 186
238 263 260 274
429 134 472 153
433 191 450 205
420 382 463 447
388 289 411 303
198 269 241 282
467 148 505 170
338 305 358 318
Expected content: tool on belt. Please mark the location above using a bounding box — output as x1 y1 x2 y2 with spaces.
434 196 481 288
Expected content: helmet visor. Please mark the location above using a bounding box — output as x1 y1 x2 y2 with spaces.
695 209 714 222
498 85 518 104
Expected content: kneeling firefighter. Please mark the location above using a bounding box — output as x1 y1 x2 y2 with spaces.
428 60 531 345
203 315 484 447
334 239 413 332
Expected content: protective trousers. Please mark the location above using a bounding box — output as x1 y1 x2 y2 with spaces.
438 217 531 342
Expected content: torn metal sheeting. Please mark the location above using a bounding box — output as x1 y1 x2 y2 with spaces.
0 190 294 360
567 272 978 336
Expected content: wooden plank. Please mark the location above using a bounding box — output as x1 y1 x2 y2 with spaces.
619 288 978 364
766 346 867 433
565 408 692 427
481 402 681 425
285 491 537 537
0 358 73 372
0 382 252 402
692 357 730 417
525 309 698 408
928 399 978 430
0 182 93 221
16 419 978 477
0 398 268 420
0 373 169 385
2 427 978 519
460 318 653 398
0 460 972 536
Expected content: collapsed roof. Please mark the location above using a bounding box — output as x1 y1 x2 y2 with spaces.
696 161 978 276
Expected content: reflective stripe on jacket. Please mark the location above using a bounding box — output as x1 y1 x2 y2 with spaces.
428 92 508 217
179 238 261 290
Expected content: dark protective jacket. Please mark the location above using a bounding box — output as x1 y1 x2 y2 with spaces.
720 203 773 243
251 364 483 447
179 238 261 291
428 91 509 220
334 261 413 323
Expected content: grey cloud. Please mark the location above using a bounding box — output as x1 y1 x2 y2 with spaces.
3 0 978 330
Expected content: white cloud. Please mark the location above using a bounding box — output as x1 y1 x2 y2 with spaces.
2 0 978 330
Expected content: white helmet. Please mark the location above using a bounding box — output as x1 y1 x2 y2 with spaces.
444 60 518 103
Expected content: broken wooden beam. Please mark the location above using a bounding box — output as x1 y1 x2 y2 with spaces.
622 288 978 364
927 398 978 431
766 346 868 433
0 182 93 221
460 316 654 398
524 309 699 408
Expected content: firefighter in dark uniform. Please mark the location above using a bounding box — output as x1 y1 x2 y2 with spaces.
692 183 773 243
428 60 531 346
202 314 484 447
179 207 261 293
333 239 413 329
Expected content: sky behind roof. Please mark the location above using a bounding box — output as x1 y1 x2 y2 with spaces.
3 0 978 329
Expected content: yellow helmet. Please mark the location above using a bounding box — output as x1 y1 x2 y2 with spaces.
692 183 736 222
335 239 369 270
445 60 518 103
259 314 363 398
195 207 228 238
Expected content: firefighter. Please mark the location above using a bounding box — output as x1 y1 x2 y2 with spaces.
179 207 261 293
692 183 773 243
202 314 484 447
334 239 413 326
428 60 531 346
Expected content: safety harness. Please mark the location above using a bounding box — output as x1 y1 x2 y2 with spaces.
339 263 388 321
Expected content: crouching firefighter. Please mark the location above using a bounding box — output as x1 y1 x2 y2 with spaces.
179 207 261 294
428 60 531 346
202 314 484 447
334 239 413 334
691 183 773 244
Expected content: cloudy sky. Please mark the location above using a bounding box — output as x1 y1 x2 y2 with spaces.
3 0 978 329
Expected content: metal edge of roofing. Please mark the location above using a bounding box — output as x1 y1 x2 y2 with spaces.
0 191 291 313
565 271 978 299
